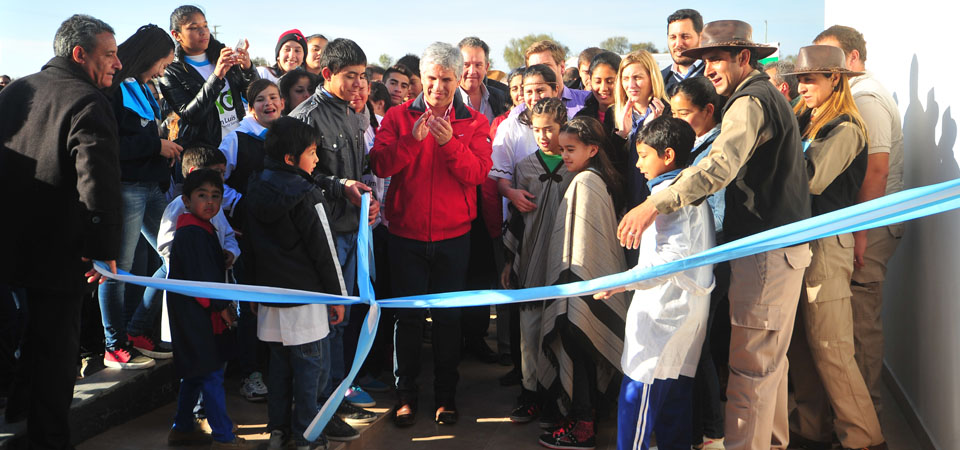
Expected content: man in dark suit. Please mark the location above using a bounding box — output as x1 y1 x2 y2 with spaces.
458 37 509 121
0 14 122 449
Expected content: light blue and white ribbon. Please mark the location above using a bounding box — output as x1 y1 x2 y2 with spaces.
94 178 960 441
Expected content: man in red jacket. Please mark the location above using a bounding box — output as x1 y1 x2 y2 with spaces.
370 41 493 428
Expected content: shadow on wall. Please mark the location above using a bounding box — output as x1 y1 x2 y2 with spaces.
886 54 958 449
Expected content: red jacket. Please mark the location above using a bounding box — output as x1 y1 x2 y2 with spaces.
370 93 493 242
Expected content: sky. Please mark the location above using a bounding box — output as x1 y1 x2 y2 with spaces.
0 1 824 79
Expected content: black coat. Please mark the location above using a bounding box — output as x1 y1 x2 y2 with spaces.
159 38 259 147
243 158 345 307
111 81 171 189
484 78 511 116
0 57 121 293
167 217 231 378
288 87 367 234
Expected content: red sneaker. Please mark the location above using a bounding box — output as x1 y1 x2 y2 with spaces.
104 345 155 369
128 334 173 359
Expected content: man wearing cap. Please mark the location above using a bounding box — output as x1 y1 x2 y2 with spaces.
815 25 904 419
617 20 811 449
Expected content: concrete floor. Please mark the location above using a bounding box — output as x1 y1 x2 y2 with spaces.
77 324 924 450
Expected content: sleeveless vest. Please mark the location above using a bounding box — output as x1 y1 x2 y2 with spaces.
720 72 811 241
799 112 867 216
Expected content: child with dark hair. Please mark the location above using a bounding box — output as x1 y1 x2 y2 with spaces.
595 116 716 450
501 97 572 425
279 70 320 115
670 76 728 450
257 29 307 83
395 54 421 100
158 146 238 275
219 79 284 222
288 38 381 423
536 116 628 449
244 116 354 448
166 169 248 449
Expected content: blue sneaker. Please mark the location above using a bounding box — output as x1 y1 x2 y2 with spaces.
345 385 375 407
356 375 390 393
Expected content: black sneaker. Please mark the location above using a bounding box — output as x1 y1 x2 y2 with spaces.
337 401 377 425
538 419 596 450
509 396 539 424
323 414 359 441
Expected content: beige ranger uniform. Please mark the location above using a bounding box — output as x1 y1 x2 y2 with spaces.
649 71 812 450
849 72 905 415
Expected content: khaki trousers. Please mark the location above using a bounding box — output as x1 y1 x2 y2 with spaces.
725 244 810 450
789 234 884 448
851 225 902 415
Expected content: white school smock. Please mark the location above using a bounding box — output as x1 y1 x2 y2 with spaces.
621 177 716 384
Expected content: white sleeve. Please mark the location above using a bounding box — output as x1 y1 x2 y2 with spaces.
624 206 714 296
218 132 243 213
212 209 240 258
157 199 185 264
490 118 517 180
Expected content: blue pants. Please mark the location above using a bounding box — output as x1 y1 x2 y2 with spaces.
617 375 693 450
98 181 168 347
267 340 327 446
320 233 357 399
174 367 234 443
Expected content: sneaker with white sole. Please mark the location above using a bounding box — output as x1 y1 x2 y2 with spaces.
701 437 725 450
104 345 155 370
337 401 377 425
323 415 359 442
240 371 268 402
345 385 375 407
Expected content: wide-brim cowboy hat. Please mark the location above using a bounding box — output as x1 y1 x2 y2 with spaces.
783 45 865 76
680 20 777 60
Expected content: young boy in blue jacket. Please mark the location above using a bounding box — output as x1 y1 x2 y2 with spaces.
244 116 349 449
166 169 249 449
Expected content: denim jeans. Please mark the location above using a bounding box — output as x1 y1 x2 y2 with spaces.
174 367 234 443
267 340 327 446
98 181 169 347
320 233 357 398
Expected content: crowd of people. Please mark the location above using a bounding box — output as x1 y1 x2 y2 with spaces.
0 5 905 450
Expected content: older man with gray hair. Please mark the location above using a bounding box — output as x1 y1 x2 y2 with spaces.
370 41 493 428
0 14 121 449
764 60 800 106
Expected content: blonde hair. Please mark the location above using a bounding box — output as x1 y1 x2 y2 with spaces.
614 50 667 130
794 73 866 141
524 40 566 66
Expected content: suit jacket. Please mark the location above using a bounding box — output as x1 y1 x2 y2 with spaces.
0 57 121 292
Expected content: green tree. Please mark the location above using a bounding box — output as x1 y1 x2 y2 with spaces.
629 42 660 53
503 34 568 69
251 56 270 68
378 53 393 68
599 36 629 54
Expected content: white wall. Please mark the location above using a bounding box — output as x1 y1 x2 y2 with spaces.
824 2 959 448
